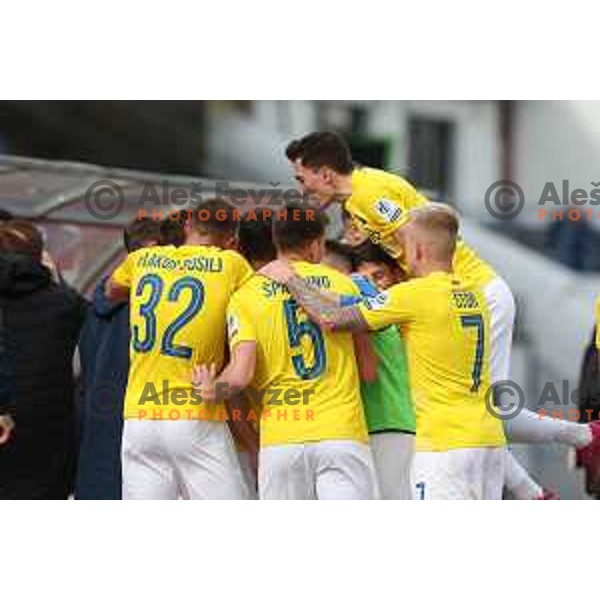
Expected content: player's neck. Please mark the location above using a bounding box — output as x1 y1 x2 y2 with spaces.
277 250 314 264
415 261 453 278
251 259 270 270
184 232 220 247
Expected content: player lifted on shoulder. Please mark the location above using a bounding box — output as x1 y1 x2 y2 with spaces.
194 205 379 500
261 204 506 499
105 200 252 500
285 131 600 480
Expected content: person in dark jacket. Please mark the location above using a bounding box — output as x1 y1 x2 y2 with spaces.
576 328 600 497
74 218 166 499
0 220 86 499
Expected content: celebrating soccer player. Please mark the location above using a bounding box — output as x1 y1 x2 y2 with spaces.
261 204 506 499
194 205 379 500
105 200 252 500
284 131 600 475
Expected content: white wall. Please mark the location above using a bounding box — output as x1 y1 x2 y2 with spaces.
212 101 502 223
514 100 600 230
367 101 502 218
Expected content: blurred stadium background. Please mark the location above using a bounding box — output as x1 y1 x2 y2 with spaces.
1 100 598 498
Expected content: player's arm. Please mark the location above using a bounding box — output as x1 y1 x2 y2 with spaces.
353 332 378 383
227 394 259 454
105 254 135 302
193 342 257 402
260 261 369 332
194 292 259 401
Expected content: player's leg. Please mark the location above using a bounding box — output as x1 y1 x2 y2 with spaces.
369 432 415 499
414 451 463 500
481 447 506 500
258 443 315 500
313 440 379 500
121 421 179 500
484 276 594 449
503 448 544 499
504 407 592 447
167 420 249 500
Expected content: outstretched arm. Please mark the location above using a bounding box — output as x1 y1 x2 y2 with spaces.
260 261 370 332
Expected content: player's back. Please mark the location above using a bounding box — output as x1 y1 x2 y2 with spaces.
347 167 427 241
112 244 252 419
372 272 505 451
347 167 495 287
227 261 368 447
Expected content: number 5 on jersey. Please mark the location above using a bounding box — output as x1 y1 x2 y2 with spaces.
283 298 326 380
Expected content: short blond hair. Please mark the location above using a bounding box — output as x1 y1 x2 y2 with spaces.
408 203 460 262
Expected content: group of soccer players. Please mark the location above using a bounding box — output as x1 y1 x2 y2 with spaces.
105 131 600 500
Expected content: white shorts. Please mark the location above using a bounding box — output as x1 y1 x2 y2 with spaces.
122 420 249 500
414 447 505 500
483 275 516 384
259 440 379 500
369 432 415 500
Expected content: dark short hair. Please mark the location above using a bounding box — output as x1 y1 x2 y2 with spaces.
190 198 238 239
285 131 354 175
0 209 14 222
351 240 398 271
273 204 328 252
238 208 276 264
325 239 354 270
124 217 163 253
160 217 186 247
0 219 44 260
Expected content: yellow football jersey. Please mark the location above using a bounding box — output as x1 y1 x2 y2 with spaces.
358 271 505 452
111 245 253 420
346 167 496 286
226 261 369 447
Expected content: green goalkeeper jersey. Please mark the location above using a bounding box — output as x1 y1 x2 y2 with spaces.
361 325 415 434
345 274 415 434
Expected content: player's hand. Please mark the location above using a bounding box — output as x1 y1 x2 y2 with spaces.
0 414 15 445
259 260 295 284
192 363 218 402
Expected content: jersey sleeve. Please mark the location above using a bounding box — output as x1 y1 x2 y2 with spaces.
227 290 258 350
331 271 362 307
358 281 420 330
230 252 255 291
371 177 428 230
110 252 135 289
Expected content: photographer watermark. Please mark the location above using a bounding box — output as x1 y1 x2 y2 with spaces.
485 181 525 221
82 378 318 422
485 178 600 221
83 178 312 222
485 378 600 421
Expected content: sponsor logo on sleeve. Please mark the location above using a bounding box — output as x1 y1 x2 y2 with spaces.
227 314 240 340
374 198 403 223
363 292 389 311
